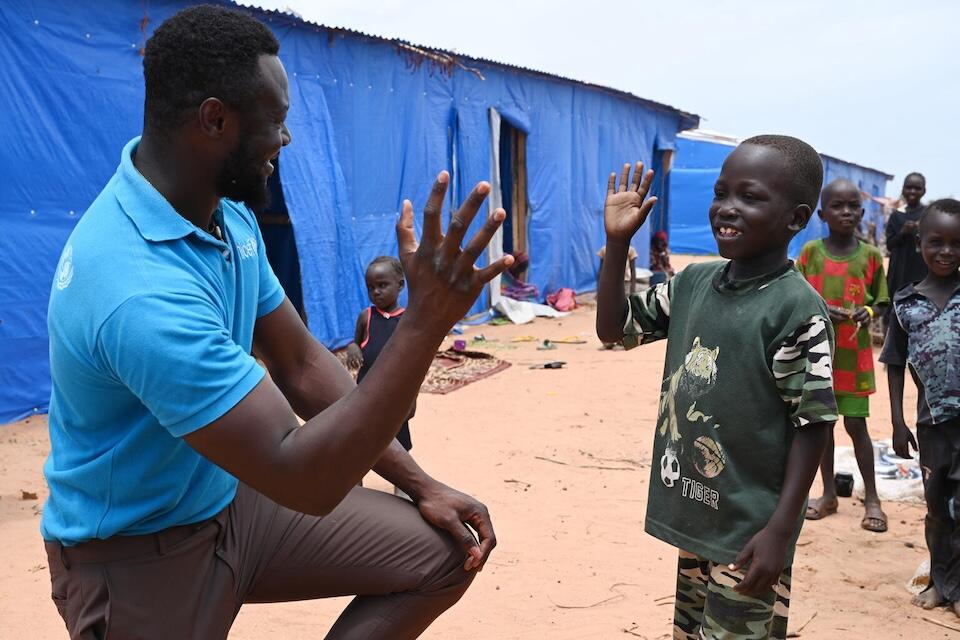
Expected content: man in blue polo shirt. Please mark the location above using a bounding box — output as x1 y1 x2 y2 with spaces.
42 6 513 639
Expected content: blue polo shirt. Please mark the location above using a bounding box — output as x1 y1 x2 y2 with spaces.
42 137 285 545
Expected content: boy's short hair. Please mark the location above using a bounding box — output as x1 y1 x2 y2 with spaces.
741 135 823 210
919 198 960 233
819 178 860 209
367 256 404 280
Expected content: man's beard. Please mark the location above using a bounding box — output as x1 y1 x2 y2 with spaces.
216 137 272 212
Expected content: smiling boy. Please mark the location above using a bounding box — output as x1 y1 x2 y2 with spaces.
881 199 960 615
597 136 837 639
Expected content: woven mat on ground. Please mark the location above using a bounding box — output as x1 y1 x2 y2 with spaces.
421 349 511 395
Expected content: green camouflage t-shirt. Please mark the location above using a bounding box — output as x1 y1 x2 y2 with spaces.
623 261 838 565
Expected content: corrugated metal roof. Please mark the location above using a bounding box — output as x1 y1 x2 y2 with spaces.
678 129 739 147
820 153 894 181
680 129 893 180
231 1 700 130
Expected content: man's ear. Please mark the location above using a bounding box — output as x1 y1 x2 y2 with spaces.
198 98 229 139
790 204 813 232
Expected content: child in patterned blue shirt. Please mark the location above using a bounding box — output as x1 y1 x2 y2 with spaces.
882 198 960 616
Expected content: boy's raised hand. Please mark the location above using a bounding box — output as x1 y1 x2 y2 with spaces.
397 171 514 335
604 162 657 243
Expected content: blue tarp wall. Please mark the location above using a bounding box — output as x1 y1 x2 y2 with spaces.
667 136 892 256
0 0 696 423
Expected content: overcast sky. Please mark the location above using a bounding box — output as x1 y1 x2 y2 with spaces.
241 0 959 199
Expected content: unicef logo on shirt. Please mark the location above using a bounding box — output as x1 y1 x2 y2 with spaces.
56 244 74 290
238 236 257 260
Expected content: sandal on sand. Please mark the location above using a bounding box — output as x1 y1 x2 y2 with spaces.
805 498 838 520
861 506 888 533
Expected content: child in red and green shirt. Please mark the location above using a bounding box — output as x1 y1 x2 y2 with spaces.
797 178 890 532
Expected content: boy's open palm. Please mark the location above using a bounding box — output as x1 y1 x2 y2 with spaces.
604 162 657 243
397 172 513 334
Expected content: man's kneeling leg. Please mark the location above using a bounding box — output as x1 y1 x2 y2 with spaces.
230 483 476 639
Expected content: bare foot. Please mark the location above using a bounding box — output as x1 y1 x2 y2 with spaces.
953 600 960 617
805 496 838 520
912 586 944 609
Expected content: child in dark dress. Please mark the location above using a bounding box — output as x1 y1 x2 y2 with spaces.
346 256 414 454
885 173 928 299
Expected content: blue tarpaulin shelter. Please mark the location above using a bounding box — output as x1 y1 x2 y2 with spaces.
0 0 697 423
667 130 893 256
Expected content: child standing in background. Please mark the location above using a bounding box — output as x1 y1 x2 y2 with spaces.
597 244 638 294
797 179 889 533
881 199 960 615
346 256 414 454
885 173 928 300
650 230 675 283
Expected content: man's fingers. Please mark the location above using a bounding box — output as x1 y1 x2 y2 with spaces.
396 199 418 256
421 171 450 247
459 208 506 268
618 163 631 193
464 509 497 571
449 522 481 571
637 168 655 197
442 182 491 264
473 254 515 287
631 161 645 191
606 172 617 196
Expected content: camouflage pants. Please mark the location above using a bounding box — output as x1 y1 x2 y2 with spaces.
673 550 791 639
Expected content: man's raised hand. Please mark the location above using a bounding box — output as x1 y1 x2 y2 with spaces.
605 162 657 244
397 171 514 334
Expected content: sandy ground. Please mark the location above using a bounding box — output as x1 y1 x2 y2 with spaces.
1 255 956 639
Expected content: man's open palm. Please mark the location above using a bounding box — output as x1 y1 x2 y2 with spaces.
396 172 513 333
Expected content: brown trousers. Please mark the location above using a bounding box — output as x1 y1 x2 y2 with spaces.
45 483 475 639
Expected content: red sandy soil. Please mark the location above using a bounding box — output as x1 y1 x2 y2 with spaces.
1 256 955 639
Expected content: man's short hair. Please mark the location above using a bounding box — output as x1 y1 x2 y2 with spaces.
742 134 824 211
143 5 279 133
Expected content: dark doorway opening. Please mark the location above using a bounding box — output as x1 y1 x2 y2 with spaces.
255 156 306 320
498 119 529 280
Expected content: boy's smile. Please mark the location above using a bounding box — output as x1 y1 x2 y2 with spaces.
709 144 809 272
919 209 960 278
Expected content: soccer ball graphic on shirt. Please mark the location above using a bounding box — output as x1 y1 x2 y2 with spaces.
660 448 681 488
